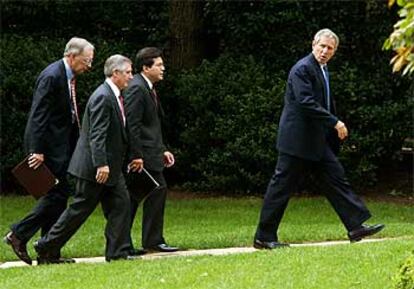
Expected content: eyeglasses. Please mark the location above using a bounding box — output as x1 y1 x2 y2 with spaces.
82 57 93 67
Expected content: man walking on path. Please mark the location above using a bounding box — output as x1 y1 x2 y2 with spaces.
253 29 384 250
124 47 178 255
33 54 141 263
4 37 94 264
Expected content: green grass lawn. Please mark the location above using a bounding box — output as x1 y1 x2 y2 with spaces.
0 194 413 289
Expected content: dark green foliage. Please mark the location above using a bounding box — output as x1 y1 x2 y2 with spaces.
332 62 413 186
1 0 412 194
170 55 285 193
180 0 413 191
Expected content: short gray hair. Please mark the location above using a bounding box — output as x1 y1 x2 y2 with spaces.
63 37 94 56
314 29 339 49
104 54 132 77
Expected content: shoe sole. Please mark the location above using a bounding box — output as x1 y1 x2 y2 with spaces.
253 243 290 249
146 249 179 253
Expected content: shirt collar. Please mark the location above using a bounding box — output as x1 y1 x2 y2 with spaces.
63 58 74 80
140 73 153 90
105 78 120 97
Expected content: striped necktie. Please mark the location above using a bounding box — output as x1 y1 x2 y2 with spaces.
70 78 81 129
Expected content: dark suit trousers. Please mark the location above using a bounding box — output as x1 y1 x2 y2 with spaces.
11 177 71 243
127 169 167 248
37 176 131 261
255 148 371 242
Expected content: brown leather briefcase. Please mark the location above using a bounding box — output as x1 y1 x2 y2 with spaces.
11 155 58 199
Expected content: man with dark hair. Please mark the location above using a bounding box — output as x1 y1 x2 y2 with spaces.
4 37 94 265
33 54 140 263
124 47 179 254
253 29 384 249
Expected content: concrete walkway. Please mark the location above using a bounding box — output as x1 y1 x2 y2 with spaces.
0 238 394 269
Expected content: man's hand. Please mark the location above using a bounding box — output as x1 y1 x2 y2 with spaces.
163 151 175 168
335 120 348 140
128 158 144 172
28 153 44 169
96 165 110 184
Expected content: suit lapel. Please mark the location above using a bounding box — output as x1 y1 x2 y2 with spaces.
58 60 73 118
309 54 329 109
104 82 127 142
138 74 159 109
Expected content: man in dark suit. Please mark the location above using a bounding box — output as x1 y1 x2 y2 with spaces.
253 29 384 249
33 54 141 263
4 37 94 265
124 47 178 254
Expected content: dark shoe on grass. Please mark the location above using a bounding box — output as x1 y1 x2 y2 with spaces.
34 241 75 265
4 231 32 265
348 224 385 242
145 243 179 253
253 239 290 250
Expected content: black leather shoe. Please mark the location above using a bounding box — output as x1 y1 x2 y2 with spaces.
4 231 32 265
348 223 385 242
37 257 76 265
34 241 75 265
129 248 148 256
106 255 141 262
253 239 290 250
146 243 179 253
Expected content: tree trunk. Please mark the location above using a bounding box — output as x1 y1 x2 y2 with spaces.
168 0 205 71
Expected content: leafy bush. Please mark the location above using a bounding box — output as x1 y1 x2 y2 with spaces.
1 1 413 195
171 55 285 193
393 251 414 289
331 62 413 186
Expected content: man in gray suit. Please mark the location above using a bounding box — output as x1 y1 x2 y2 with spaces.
124 47 178 254
253 29 384 250
34 54 141 263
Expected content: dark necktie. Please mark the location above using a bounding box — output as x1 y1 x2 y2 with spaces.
118 94 126 126
70 78 81 129
150 88 158 107
322 65 330 111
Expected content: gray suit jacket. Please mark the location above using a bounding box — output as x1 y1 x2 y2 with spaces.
124 74 166 172
68 82 128 186
277 53 339 161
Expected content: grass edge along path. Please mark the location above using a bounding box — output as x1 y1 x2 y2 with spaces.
0 237 405 269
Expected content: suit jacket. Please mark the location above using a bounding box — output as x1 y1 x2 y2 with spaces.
123 74 166 172
277 53 340 161
24 59 78 177
68 82 128 186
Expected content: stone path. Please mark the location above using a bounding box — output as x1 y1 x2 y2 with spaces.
0 238 394 269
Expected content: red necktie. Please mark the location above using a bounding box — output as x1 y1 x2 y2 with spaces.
70 78 81 129
118 94 126 126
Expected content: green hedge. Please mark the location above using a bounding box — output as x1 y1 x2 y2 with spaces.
169 55 284 193
1 1 413 195
167 53 412 193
